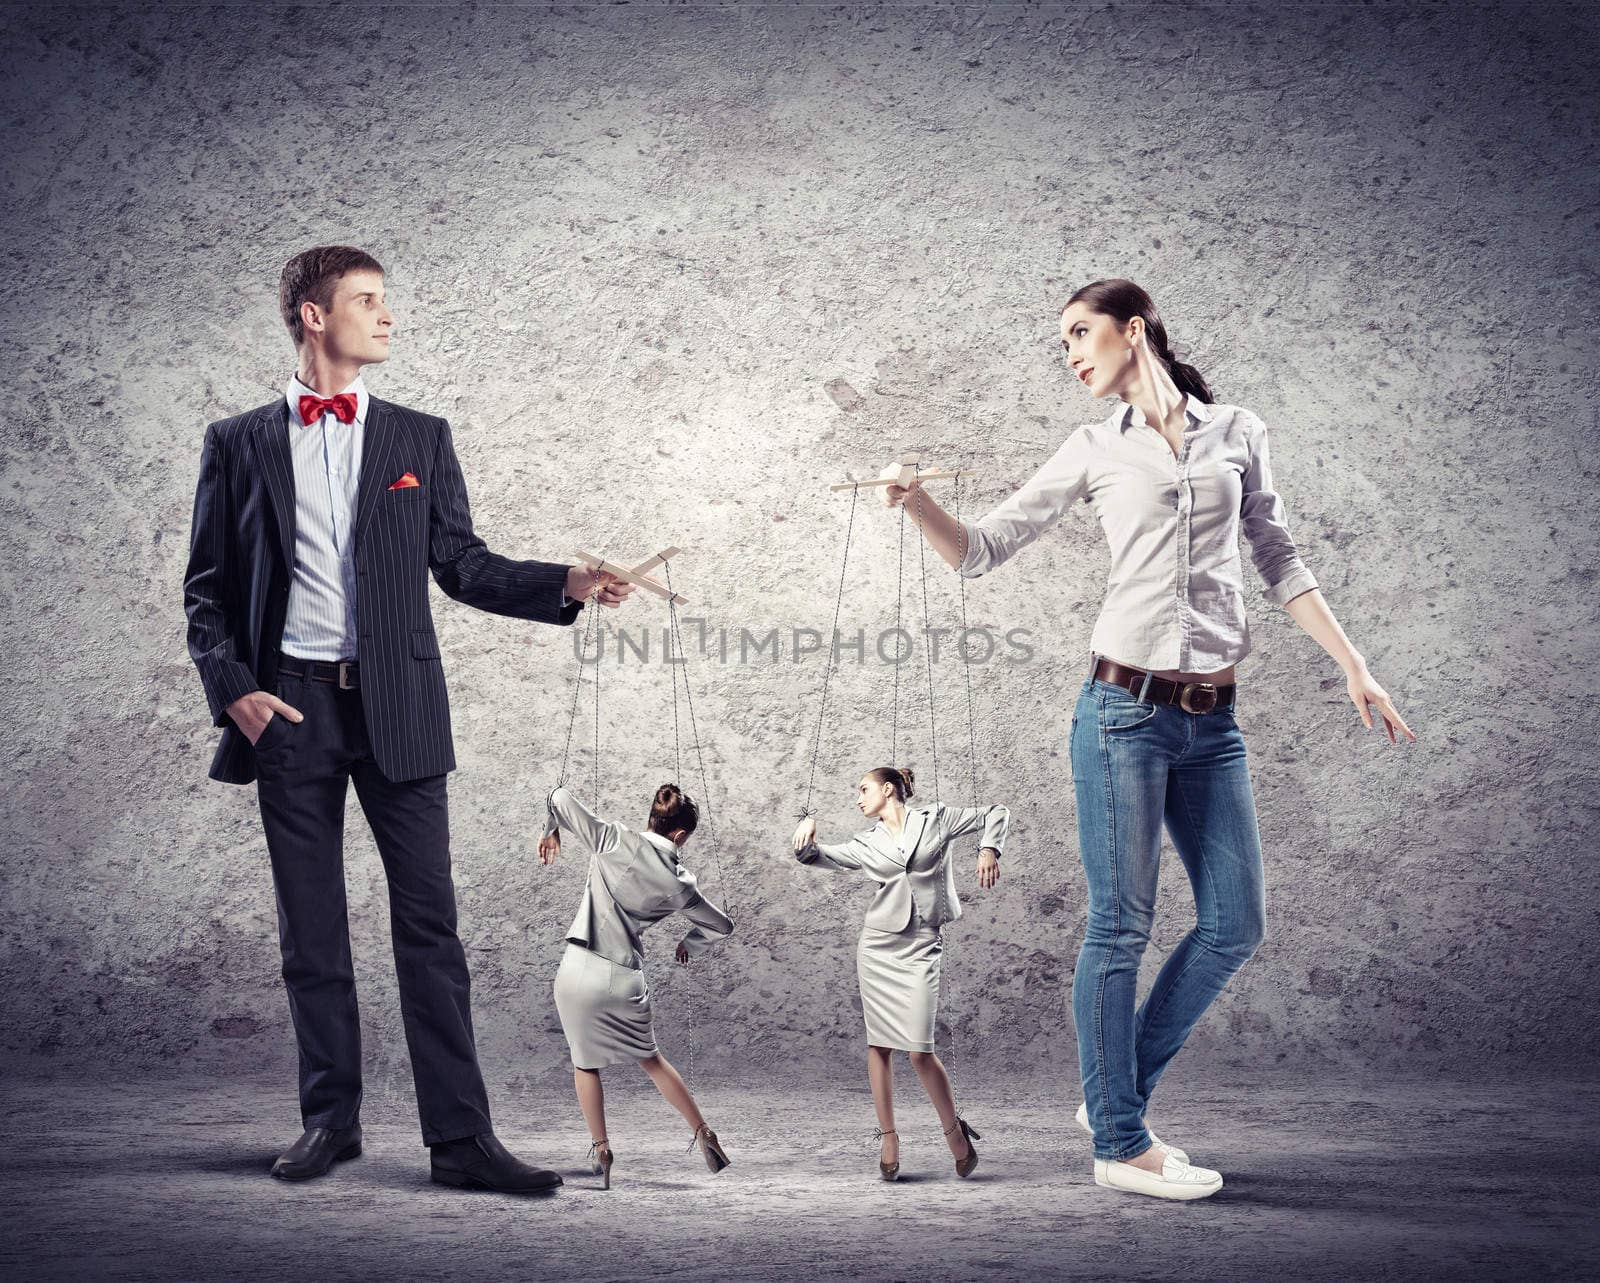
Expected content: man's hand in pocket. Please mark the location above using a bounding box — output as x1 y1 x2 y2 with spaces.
226 691 304 746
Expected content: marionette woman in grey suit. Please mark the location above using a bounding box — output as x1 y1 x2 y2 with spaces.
884 279 1415 1201
538 782 734 1189
791 766 1007 1181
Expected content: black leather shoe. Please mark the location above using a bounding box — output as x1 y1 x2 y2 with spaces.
271 1125 363 1181
429 1133 563 1193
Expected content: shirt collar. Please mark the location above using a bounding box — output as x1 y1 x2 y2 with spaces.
285 371 369 429
876 803 925 837
1114 394 1210 433
643 829 681 857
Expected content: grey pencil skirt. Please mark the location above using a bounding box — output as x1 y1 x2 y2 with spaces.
857 918 943 1053
553 942 659 1070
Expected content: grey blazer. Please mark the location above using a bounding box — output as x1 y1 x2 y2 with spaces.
795 801 1009 933
545 786 733 970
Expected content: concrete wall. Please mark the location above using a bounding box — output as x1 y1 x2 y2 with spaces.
3 2 1596 1091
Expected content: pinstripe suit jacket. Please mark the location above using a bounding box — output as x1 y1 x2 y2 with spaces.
184 396 583 785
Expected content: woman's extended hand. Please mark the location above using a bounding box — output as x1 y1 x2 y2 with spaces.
538 832 561 864
877 460 966 572
976 847 1000 888
884 473 924 510
1283 591 1416 745
792 815 817 851
675 941 690 965
1347 664 1416 744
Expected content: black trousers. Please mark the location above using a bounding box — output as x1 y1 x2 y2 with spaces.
253 668 491 1145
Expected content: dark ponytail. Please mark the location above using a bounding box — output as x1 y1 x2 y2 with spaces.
866 766 916 802
1163 353 1213 406
648 783 699 838
1064 278 1214 404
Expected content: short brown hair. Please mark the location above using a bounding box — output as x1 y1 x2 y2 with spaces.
279 245 384 346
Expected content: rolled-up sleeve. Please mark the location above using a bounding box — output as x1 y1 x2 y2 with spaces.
959 430 1091 578
1240 419 1318 608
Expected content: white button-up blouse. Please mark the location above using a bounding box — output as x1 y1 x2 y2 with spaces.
958 397 1318 673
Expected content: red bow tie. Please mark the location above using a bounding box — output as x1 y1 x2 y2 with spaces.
298 392 359 427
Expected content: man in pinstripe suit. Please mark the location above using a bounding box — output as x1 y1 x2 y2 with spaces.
184 245 634 1193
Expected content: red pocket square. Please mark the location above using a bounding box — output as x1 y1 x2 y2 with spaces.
388 472 420 490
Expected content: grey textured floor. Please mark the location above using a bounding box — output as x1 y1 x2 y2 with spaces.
2 1069 1593 1282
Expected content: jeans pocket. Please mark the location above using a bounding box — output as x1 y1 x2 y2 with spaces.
1100 692 1159 733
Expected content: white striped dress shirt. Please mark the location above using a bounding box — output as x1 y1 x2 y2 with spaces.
959 396 1318 673
280 373 367 660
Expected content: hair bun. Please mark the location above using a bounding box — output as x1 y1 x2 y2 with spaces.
897 767 915 799
649 782 700 839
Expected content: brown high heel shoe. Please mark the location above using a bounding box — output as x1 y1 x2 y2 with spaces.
874 1127 900 1182
587 1138 614 1190
690 1123 731 1174
945 1117 981 1178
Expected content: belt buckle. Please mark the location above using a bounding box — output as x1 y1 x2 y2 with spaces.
1179 682 1217 714
337 661 355 691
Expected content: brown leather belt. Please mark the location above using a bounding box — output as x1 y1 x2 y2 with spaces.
279 655 360 690
1093 658 1234 714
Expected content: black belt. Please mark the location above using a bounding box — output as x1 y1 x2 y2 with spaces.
1094 657 1235 714
279 655 360 690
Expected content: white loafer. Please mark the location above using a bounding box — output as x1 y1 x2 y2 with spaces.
1094 1153 1223 1201
1075 1101 1190 1164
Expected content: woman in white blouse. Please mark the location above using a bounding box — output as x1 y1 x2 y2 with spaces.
887 278 1414 1201
539 783 734 1189
792 767 1007 1181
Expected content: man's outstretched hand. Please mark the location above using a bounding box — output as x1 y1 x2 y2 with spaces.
565 566 636 608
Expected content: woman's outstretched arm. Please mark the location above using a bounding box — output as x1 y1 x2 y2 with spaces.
885 481 967 570
790 815 869 870
885 432 1090 576
1239 414 1413 743
1283 590 1415 743
675 880 735 963
941 802 1009 889
941 801 1010 853
544 784 620 853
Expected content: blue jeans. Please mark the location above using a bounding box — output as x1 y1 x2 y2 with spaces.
1069 677 1267 1160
